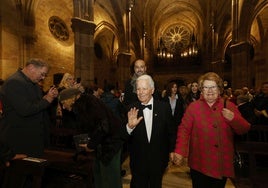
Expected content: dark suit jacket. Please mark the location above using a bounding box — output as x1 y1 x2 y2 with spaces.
0 140 15 167
0 70 51 157
162 96 184 128
124 99 177 175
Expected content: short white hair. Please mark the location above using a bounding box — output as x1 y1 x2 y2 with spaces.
136 74 155 89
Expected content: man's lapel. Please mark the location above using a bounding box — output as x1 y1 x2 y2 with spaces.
150 100 160 142
135 103 148 141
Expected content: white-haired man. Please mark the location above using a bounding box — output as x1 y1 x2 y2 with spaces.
123 74 176 188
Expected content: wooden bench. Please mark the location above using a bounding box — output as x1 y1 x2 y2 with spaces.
2 158 48 188
1 149 94 188
234 125 268 188
42 148 94 188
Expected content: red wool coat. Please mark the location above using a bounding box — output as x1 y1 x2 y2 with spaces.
174 96 250 179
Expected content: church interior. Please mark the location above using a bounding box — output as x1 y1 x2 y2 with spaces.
1 0 268 91
1 0 268 188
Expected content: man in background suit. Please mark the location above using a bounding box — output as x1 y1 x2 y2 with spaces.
123 59 147 106
124 74 176 188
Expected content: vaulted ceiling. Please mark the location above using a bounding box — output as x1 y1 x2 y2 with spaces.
1 0 268 89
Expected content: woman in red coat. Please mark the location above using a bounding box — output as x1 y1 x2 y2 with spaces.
172 72 250 188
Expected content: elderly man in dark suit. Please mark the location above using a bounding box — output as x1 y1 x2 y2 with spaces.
124 74 176 188
0 58 58 157
0 58 58 187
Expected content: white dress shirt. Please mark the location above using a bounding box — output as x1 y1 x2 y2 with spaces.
127 98 154 142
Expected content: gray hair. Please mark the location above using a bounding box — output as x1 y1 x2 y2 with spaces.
136 74 155 89
26 58 49 68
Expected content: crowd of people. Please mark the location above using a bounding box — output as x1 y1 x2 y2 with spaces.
0 57 267 188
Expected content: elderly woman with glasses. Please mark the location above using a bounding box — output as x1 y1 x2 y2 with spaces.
172 72 250 188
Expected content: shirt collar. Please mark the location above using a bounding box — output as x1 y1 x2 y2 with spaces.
18 68 35 84
142 97 153 106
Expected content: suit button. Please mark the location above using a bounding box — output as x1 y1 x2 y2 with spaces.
213 124 217 128
214 144 219 148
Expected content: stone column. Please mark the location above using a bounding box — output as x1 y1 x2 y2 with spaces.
232 0 239 43
71 19 96 87
230 41 252 89
71 0 95 87
117 52 132 90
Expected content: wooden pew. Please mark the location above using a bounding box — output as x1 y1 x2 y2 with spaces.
234 125 268 188
2 158 48 188
42 148 94 188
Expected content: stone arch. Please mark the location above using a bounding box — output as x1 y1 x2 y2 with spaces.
93 21 120 88
239 0 259 40
95 21 119 42
131 28 141 59
95 21 120 64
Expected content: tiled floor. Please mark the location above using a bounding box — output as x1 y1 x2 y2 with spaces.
122 158 235 188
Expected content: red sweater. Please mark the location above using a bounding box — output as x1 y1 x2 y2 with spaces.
174 96 250 179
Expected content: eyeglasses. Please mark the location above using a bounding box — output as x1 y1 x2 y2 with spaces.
40 72 48 77
202 85 218 91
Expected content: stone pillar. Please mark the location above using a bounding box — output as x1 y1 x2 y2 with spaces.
232 0 239 43
117 52 132 90
71 18 96 87
230 41 252 89
71 0 95 87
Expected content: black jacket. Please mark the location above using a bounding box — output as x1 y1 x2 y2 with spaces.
122 100 177 174
0 70 51 157
0 140 15 167
73 94 125 165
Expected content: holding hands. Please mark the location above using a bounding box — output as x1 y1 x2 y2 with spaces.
172 153 184 166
